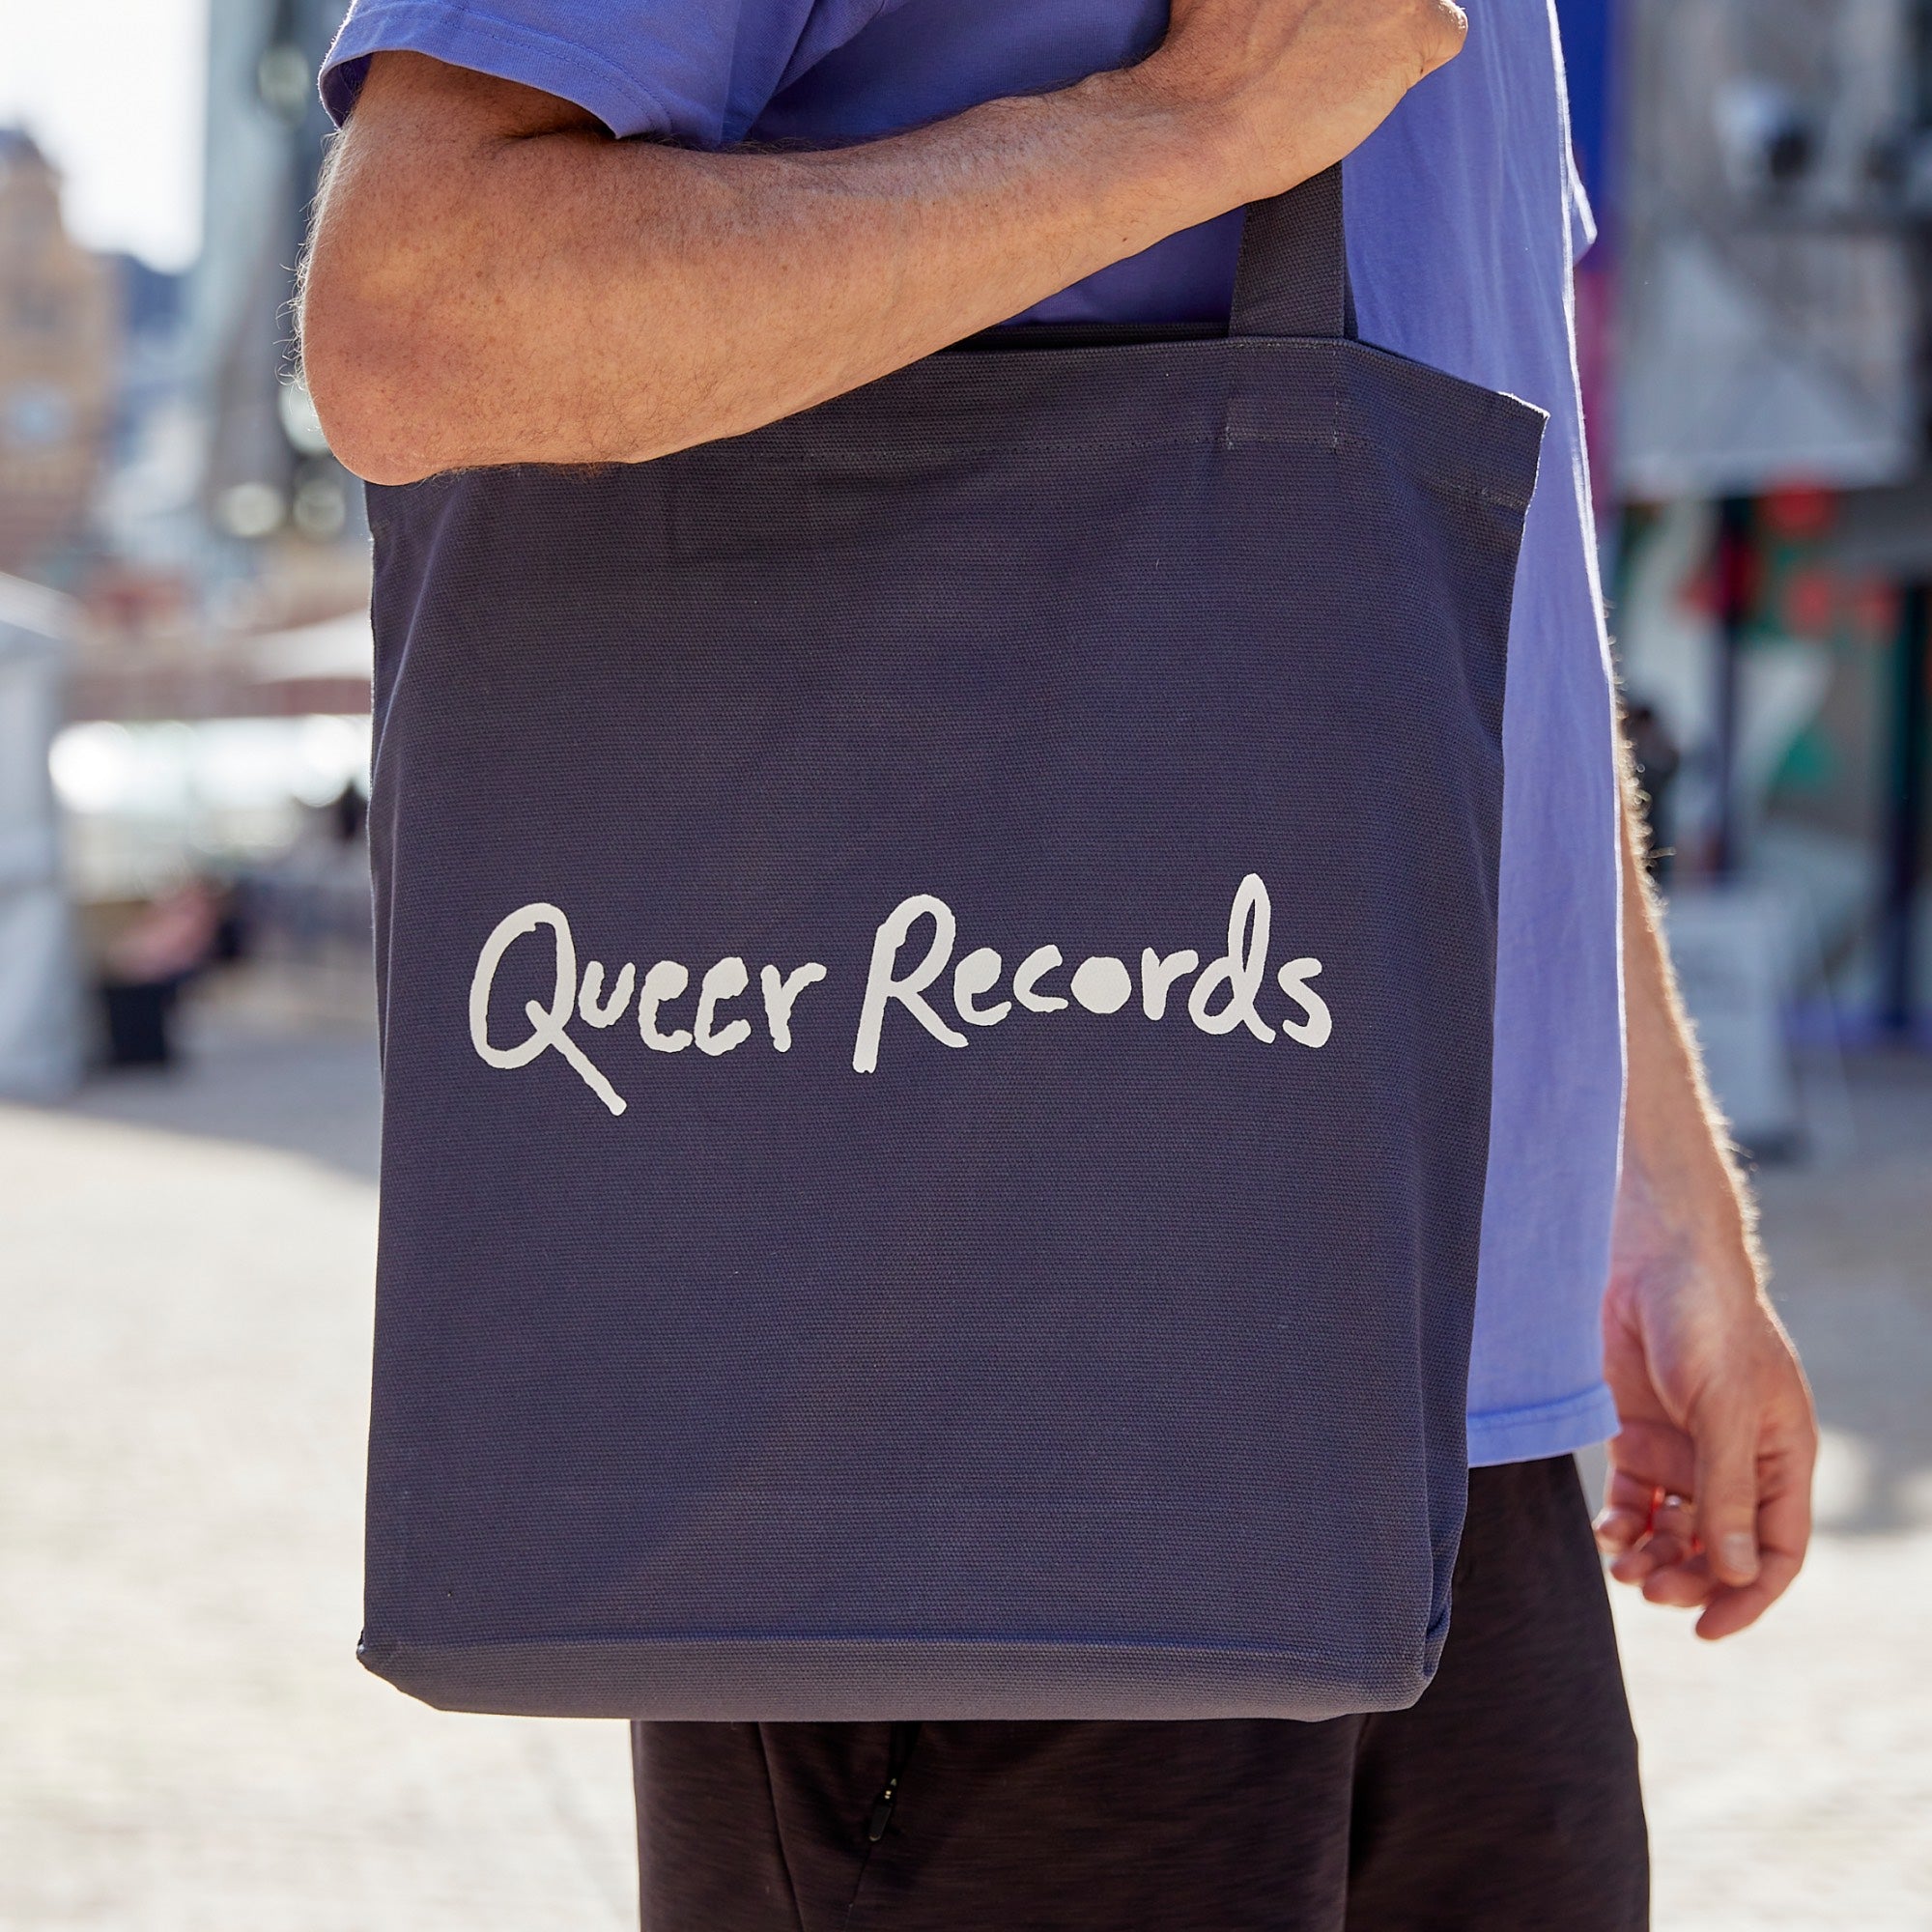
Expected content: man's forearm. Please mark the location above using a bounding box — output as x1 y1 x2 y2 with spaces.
299 2 1468 482
1616 758 1760 1297
1597 735 1815 1637
301 56 1222 481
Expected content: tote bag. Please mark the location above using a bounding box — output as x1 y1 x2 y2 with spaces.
358 168 1547 1721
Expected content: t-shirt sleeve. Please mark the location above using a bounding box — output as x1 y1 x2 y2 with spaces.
1566 146 1599 267
319 0 869 145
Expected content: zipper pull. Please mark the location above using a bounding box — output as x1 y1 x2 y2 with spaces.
866 1723 921 1842
866 1773 900 1843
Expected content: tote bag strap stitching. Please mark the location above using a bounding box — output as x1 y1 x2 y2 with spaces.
1230 164 1356 343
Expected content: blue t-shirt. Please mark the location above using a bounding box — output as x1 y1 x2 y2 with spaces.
323 0 1625 1467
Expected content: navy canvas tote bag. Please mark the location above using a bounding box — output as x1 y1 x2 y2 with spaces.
358 168 1547 1721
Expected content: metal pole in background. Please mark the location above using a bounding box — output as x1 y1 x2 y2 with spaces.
1881 0 1932 1037
1709 493 1754 879
1880 584 1929 1035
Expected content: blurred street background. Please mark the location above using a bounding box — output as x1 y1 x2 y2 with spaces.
2 0 1930 1926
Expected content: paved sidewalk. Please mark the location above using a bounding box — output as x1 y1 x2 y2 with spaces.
1608 1051 1932 1932
2 1013 636 1932
2 1004 1927 1928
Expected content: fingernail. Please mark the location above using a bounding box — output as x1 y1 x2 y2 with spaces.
1719 1532 1758 1578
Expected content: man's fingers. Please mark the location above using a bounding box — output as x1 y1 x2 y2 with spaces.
1690 1391 1763 1587
1593 1504 1650 1557
1604 1423 1697 1496
1695 1443 1814 1639
1605 1391 1815 1625
1694 1547 1804 1640
1607 1539 1660 1583
1592 1473 1653 1556
1596 1459 1698 1578
1609 1489 1695 1582
1640 1549 1717 1608
1610 1536 1676 1585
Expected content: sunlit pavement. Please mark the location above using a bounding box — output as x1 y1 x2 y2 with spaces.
3 996 1928 1930
1608 1050 1932 1932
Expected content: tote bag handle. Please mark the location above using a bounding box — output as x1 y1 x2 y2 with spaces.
1231 164 1357 342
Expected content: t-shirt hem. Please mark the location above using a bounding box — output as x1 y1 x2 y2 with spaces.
321 4 679 137
1466 1382 1618 1467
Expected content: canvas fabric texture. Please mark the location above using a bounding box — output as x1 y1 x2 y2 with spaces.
359 171 1548 1720
322 0 1629 1475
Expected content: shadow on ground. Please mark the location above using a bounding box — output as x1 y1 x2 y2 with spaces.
61 998 382 1183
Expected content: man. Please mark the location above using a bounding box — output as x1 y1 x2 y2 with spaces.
301 1 1817 1925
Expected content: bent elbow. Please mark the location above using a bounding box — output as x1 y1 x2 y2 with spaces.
299 270 449 486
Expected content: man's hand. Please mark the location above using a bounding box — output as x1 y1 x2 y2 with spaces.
1596 1158 1816 1638
1594 755 1818 1639
1142 0 1466 198
303 0 1463 481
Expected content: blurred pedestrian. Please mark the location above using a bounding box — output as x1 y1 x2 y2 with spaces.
98 876 222 1067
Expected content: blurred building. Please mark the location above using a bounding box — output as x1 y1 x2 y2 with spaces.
191 0 356 559
1577 0 1932 1102
0 0 379 1076
1619 0 1919 499
0 571 83 1096
57 0 369 735
0 130 119 579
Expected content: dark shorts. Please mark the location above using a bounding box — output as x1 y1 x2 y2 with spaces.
632 1455 1647 1931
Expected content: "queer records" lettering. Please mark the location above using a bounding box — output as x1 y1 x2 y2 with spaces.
468 873 1331 1118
